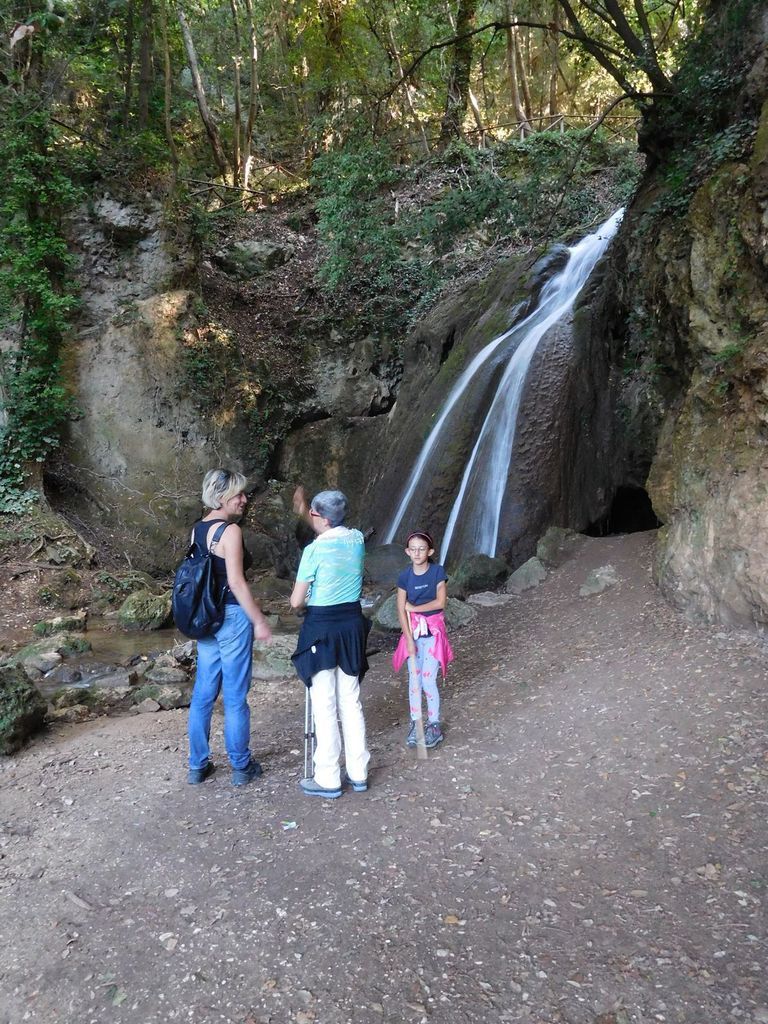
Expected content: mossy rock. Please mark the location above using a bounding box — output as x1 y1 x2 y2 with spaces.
5 631 92 669
0 665 47 755
33 611 88 637
117 590 173 631
130 683 192 709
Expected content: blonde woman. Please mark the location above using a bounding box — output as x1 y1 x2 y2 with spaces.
187 469 272 787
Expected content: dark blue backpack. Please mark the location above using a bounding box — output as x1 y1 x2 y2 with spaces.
172 522 229 639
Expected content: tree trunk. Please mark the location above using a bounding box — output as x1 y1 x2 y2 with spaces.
241 0 260 189
438 0 478 146
504 2 531 135
388 19 430 157
514 28 533 121
229 0 243 189
121 0 135 127
159 0 178 174
468 87 486 142
176 5 231 179
547 2 560 117
137 0 153 129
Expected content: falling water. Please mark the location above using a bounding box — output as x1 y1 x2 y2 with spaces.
383 209 623 562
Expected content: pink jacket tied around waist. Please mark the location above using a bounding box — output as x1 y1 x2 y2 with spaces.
392 611 454 677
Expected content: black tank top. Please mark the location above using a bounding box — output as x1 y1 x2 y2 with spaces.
192 519 253 606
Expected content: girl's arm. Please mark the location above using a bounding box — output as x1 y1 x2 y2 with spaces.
396 587 416 657
404 580 447 614
218 525 272 641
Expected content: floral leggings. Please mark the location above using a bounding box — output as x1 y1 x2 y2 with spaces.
408 634 441 724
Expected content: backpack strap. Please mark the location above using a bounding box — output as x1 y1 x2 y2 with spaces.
208 521 229 553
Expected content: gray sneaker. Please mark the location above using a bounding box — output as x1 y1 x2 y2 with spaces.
424 722 443 749
406 722 418 747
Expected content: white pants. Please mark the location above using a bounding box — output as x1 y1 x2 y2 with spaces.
310 667 370 789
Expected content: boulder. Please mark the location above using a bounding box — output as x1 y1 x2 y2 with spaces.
212 239 294 279
451 554 509 598
117 590 173 631
4 632 92 676
130 683 192 710
505 556 547 594
373 595 476 632
364 544 406 586
0 666 47 755
252 634 297 680
536 527 583 568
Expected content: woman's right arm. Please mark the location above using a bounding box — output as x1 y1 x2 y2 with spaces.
396 587 415 657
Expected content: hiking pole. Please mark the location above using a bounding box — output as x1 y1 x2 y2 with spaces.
303 686 315 779
414 717 428 761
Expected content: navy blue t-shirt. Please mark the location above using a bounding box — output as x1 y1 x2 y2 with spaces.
397 563 448 617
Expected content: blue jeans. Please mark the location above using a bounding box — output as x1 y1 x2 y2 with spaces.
188 604 254 770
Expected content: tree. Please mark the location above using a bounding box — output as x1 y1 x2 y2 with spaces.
439 0 479 145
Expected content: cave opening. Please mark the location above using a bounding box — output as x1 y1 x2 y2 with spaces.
586 485 662 537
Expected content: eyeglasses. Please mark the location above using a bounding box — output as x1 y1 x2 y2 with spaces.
407 546 429 553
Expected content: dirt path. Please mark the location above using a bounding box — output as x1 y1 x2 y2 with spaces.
2 531 767 1024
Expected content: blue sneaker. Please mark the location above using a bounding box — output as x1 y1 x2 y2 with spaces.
231 759 263 786
188 762 215 785
300 778 342 799
345 775 368 793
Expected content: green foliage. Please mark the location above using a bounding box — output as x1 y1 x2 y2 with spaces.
0 102 81 513
311 130 639 334
645 0 761 217
313 140 404 292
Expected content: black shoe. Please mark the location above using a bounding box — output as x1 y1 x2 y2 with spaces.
188 762 215 785
232 759 263 786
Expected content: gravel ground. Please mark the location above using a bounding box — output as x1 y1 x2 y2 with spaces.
1 530 767 1024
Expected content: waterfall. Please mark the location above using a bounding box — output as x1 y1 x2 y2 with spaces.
383 209 623 562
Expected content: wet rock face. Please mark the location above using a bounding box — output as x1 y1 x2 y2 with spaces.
623 36 768 628
58 194 229 572
0 666 47 755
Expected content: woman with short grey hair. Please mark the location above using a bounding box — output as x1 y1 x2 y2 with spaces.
290 486 370 798
187 469 272 787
